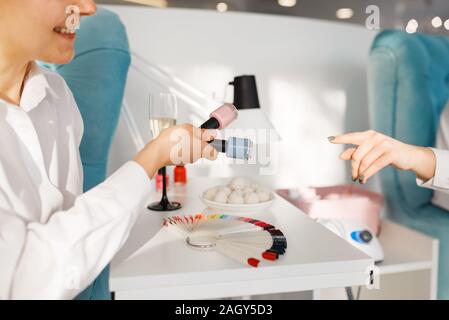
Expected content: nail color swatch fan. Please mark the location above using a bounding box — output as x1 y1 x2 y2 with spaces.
162 214 287 268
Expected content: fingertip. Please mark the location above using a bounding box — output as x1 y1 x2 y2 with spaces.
359 176 367 185
209 145 218 158
197 128 216 141
204 129 218 141
210 151 219 161
202 144 218 160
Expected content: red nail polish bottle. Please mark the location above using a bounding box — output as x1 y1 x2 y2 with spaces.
174 165 187 185
155 169 170 191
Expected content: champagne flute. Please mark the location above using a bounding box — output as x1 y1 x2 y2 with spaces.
147 93 182 212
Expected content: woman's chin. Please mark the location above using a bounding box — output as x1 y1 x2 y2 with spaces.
41 50 75 65
55 54 75 65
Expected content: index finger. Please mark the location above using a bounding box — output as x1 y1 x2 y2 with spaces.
196 128 218 142
329 131 375 146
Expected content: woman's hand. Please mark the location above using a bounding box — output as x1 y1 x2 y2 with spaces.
134 124 218 179
328 130 436 184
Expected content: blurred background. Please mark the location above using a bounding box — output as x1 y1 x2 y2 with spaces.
101 0 449 191
99 0 449 34
94 0 449 299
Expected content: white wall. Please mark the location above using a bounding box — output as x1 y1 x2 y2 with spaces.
105 5 378 189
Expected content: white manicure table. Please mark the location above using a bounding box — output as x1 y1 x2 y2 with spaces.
110 178 374 300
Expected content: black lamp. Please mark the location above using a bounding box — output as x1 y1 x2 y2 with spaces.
227 75 280 140
229 75 260 110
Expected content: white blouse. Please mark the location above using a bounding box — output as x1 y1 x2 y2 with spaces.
417 101 449 210
0 64 152 299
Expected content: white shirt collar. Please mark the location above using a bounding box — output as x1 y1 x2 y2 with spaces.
19 62 51 112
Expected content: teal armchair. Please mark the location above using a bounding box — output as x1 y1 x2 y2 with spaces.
369 30 449 298
41 8 131 299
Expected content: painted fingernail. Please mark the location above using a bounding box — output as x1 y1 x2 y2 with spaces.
358 175 365 184
352 176 358 182
327 136 335 143
205 129 218 141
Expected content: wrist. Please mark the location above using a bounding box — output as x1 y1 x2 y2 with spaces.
133 141 165 179
411 146 436 181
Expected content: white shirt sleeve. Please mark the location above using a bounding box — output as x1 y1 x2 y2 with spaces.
0 161 152 300
416 147 449 192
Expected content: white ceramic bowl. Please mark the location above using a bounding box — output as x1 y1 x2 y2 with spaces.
199 192 275 212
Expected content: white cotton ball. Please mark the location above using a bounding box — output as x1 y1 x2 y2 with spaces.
218 186 232 196
228 177 251 190
214 191 229 203
242 187 255 194
250 182 261 190
203 187 219 200
251 183 268 193
244 192 260 204
228 191 245 204
232 189 244 196
257 190 272 202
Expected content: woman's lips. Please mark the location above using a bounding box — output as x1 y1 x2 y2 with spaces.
53 27 76 40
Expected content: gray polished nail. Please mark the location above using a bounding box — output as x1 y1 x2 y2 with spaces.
358 175 365 184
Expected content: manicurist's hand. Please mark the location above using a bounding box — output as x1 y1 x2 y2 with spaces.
328 130 436 184
134 124 218 179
